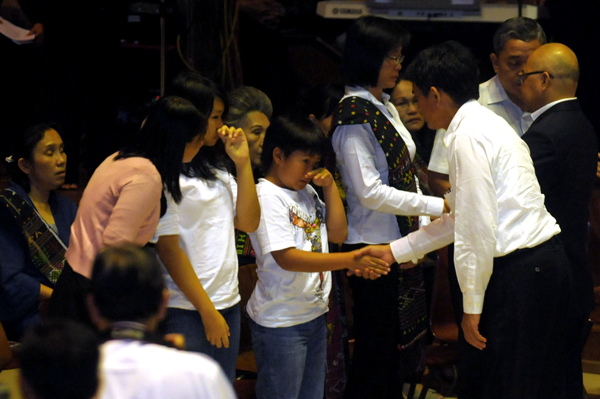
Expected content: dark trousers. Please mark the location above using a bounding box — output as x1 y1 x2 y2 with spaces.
457 236 572 399
343 243 401 399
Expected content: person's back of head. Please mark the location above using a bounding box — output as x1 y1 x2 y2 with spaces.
405 40 479 106
90 245 166 324
19 320 99 399
168 71 228 119
493 17 546 55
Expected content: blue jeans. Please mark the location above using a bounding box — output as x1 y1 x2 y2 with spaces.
163 304 241 382
249 315 327 399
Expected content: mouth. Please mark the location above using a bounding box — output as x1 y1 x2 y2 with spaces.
56 171 66 176
406 118 422 125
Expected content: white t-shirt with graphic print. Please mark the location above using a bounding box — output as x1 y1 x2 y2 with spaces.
247 179 332 328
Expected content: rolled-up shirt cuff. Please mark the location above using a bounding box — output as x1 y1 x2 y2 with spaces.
390 237 418 264
425 197 445 217
462 294 484 314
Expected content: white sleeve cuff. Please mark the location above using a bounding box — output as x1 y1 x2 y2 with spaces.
462 294 485 314
390 237 417 265
425 197 445 217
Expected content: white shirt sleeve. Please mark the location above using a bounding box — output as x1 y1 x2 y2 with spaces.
255 193 297 255
336 123 444 217
448 133 498 314
428 129 450 174
150 191 180 242
390 213 455 264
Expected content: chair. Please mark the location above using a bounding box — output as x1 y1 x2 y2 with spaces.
406 246 460 399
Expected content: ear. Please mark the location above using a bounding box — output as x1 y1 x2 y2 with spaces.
490 53 499 73
430 87 442 105
272 147 285 164
86 294 107 331
17 158 32 176
308 114 318 123
541 71 552 89
156 289 170 322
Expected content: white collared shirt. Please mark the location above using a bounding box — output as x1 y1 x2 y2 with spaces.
530 97 577 122
390 100 560 314
478 75 532 136
331 86 444 245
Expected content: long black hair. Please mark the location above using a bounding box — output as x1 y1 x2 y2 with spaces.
116 96 204 203
167 71 230 181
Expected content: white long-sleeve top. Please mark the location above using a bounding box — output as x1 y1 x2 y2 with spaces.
390 100 560 314
332 86 444 245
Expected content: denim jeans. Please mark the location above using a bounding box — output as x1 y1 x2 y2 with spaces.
163 304 241 382
249 314 327 399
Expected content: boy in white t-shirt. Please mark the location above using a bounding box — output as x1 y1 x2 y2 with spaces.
248 115 390 399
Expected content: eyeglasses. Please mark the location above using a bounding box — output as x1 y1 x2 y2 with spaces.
517 70 555 85
386 55 405 65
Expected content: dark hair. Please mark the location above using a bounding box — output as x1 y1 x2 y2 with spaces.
493 17 546 54
296 83 344 121
261 115 329 174
341 16 410 88
7 123 62 192
168 72 231 181
116 96 204 203
90 245 165 322
19 320 99 399
405 41 479 106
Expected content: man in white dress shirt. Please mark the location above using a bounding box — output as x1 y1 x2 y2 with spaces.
478 16 546 136
87 245 236 399
358 41 572 399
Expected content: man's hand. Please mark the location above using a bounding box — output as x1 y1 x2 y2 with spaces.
352 244 395 265
202 308 230 348
26 23 44 45
164 333 186 349
461 313 487 350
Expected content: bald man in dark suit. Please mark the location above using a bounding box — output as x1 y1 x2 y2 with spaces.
520 43 597 399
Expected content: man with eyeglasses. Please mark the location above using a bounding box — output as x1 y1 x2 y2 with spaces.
519 42 597 399
478 16 546 136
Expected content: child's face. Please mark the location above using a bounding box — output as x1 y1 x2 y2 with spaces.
272 150 322 191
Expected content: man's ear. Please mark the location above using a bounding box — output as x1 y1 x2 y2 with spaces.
541 71 552 89
490 53 499 73
86 294 107 331
308 114 317 123
430 87 442 105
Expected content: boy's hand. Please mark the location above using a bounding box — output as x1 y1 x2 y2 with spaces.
353 244 395 266
202 308 231 348
350 251 390 279
219 126 250 166
306 168 334 187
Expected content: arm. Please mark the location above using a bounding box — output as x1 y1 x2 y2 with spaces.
308 168 347 244
0 210 46 320
156 235 231 349
522 128 558 193
220 126 260 233
272 247 389 276
102 171 162 248
333 124 444 217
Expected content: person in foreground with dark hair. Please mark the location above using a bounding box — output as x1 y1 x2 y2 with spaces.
0 124 77 340
332 15 446 399
247 115 389 399
18 319 99 399
88 244 236 399
357 41 572 399
47 96 205 326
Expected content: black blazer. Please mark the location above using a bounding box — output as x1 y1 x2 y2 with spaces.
523 99 598 314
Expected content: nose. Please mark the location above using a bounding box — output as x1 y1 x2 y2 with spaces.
407 102 418 114
57 152 66 165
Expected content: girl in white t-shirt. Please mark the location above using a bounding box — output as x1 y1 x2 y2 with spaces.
154 72 260 382
248 115 390 399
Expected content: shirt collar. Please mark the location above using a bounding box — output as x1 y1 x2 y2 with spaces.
345 86 390 106
530 97 577 122
485 75 510 105
446 99 479 137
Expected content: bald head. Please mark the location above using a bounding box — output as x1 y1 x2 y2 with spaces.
519 43 580 112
